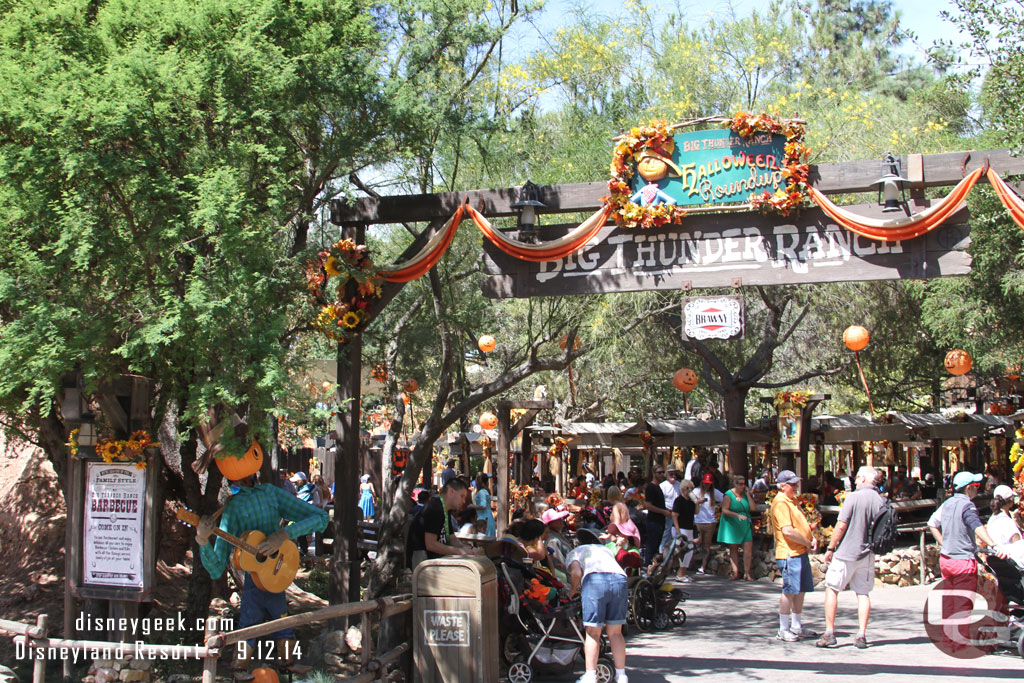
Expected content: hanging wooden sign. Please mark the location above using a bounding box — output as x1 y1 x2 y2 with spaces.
682 295 744 341
481 204 971 298
636 129 788 208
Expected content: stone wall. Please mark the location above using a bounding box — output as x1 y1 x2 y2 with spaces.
694 542 941 587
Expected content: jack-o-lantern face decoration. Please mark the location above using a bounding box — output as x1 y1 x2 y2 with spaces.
673 368 698 392
403 378 419 393
393 448 409 472
479 412 498 431
945 349 973 376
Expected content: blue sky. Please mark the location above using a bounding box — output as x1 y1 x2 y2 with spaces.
517 0 964 66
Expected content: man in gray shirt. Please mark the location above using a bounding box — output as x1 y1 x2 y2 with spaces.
817 466 885 649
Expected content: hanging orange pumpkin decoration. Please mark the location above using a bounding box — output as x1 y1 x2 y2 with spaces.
403 378 419 393
478 335 497 353
401 393 411 405
945 349 973 376
393 447 409 472
672 368 698 392
371 363 388 383
843 325 870 352
559 334 582 351
479 412 498 430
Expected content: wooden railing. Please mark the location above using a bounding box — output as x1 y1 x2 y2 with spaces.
1 594 412 683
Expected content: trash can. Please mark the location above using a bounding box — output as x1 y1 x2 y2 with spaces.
412 556 498 682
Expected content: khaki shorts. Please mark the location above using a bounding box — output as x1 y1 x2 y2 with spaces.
824 554 875 594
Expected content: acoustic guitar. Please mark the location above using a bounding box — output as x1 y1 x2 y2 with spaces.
176 508 300 593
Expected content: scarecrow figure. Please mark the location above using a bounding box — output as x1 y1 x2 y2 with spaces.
630 139 683 207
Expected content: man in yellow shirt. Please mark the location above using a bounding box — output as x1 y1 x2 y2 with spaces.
770 470 818 641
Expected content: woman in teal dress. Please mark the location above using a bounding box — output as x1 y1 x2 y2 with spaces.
474 473 497 537
717 474 755 580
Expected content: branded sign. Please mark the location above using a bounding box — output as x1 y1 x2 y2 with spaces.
633 129 787 208
481 205 971 298
683 296 743 340
423 610 470 647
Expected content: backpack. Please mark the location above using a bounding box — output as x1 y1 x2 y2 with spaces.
868 498 899 555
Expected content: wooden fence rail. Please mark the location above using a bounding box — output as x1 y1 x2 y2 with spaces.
1 593 413 683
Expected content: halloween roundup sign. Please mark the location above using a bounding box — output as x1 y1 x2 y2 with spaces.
633 129 788 207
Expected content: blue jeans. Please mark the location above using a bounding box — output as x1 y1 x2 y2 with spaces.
777 554 814 594
581 572 628 627
240 573 295 644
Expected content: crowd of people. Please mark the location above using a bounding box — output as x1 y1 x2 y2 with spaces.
342 449 1023 678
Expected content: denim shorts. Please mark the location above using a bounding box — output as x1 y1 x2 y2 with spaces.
581 572 628 627
777 554 814 595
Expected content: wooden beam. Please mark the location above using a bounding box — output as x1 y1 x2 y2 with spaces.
96 392 128 436
510 409 541 438
496 408 511 535
499 399 555 411
329 148 1024 225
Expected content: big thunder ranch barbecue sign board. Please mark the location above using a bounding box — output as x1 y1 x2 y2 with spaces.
481 116 974 298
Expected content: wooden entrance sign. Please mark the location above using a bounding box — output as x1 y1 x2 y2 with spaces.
481 204 971 298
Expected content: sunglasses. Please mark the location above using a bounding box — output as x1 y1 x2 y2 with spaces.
655 470 665 474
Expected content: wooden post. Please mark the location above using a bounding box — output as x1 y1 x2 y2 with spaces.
332 224 365 613
202 616 218 683
32 614 46 683
496 408 510 534
519 430 532 486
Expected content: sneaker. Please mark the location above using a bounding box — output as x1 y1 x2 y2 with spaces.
815 632 837 648
679 575 694 583
854 635 868 649
791 628 818 640
617 676 629 683
775 629 799 642
696 568 706 575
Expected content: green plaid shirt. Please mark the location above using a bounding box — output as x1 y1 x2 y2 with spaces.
199 483 329 579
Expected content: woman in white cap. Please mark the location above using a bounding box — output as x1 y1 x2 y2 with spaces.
358 474 375 519
986 484 1022 550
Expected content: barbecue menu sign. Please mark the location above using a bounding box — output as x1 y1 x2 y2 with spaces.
481 204 971 298
83 463 146 589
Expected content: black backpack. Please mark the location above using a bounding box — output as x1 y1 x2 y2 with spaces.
868 499 899 555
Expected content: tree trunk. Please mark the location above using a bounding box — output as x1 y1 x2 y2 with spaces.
180 424 224 641
723 386 750 478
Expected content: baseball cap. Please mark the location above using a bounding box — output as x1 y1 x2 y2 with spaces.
289 471 307 483
777 470 801 485
993 484 1017 501
541 508 570 525
952 471 983 489
702 473 714 484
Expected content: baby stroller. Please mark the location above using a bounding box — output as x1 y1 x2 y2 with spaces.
492 546 615 683
976 548 1024 659
628 534 692 632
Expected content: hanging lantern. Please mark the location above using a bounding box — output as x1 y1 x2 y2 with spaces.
479 412 498 430
401 393 411 405
672 368 698 392
945 349 973 376
559 334 582 351
478 335 497 353
843 325 870 352
403 378 419 393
